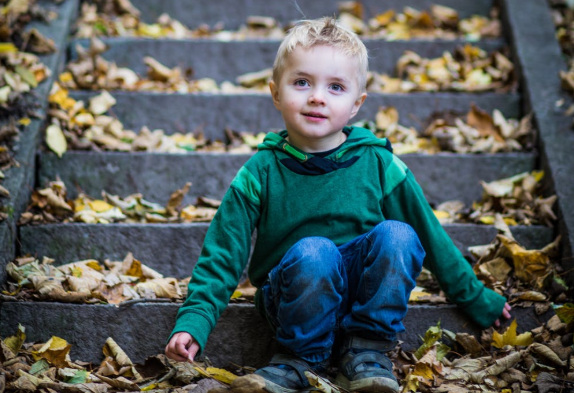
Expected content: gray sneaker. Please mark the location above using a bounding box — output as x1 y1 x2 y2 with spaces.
335 336 399 393
255 353 328 393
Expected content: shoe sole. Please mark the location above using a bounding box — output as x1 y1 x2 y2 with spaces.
334 374 400 393
262 379 319 393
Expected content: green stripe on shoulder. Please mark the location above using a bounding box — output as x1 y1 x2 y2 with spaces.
230 166 261 206
383 154 408 197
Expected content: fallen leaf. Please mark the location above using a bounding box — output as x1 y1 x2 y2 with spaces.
492 320 533 348
45 123 68 157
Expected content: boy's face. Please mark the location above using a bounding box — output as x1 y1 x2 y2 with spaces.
269 45 367 153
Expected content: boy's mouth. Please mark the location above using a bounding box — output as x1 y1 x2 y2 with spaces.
303 112 327 119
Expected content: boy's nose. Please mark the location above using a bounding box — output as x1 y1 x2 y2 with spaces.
308 90 326 105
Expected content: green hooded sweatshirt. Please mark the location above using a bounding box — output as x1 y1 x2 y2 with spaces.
171 126 506 352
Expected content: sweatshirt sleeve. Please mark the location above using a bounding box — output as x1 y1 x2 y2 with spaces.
380 153 506 328
169 167 261 352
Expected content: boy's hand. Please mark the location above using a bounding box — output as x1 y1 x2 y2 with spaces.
165 332 200 362
493 303 512 327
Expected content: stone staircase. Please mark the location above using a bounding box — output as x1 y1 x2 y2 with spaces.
2 0 574 371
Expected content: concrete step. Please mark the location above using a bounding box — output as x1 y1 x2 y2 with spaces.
37 151 536 207
67 90 522 139
502 0 574 281
0 0 78 283
69 38 506 84
0 301 552 368
19 222 554 279
2 0 78 218
127 0 496 29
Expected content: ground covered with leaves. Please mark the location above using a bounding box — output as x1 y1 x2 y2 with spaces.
3 313 574 392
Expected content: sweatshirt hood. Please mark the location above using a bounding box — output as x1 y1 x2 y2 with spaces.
257 126 392 162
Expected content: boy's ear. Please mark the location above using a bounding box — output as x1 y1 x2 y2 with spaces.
269 80 281 109
349 92 367 119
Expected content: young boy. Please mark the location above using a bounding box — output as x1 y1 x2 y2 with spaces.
165 17 511 393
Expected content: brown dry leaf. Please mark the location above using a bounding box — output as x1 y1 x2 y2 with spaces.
229 374 267 393
134 278 182 299
167 182 191 217
529 343 566 367
498 235 552 288
455 333 483 358
466 104 503 141
94 374 140 391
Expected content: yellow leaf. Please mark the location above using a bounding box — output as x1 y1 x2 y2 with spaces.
88 200 114 213
71 266 83 278
0 42 17 53
45 124 67 158
403 373 420 392
59 71 74 83
18 117 31 126
503 217 518 226
4 324 26 355
32 336 72 367
86 261 102 271
414 323 442 359
478 216 495 225
231 290 242 299
125 258 143 278
498 235 552 288
74 198 86 212
138 23 164 38
491 319 533 348
433 210 450 220
205 367 238 385
141 383 157 391
412 362 434 379
555 303 574 324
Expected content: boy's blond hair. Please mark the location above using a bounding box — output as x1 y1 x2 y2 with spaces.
272 17 369 92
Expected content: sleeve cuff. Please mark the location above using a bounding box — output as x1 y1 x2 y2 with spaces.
168 311 213 354
458 287 507 328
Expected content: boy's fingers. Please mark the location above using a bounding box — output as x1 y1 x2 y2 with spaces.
187 342 200 363
175 336 192 356
168 351 189 362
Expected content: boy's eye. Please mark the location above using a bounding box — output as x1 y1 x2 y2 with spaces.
330 83 344 92
294 79 309 87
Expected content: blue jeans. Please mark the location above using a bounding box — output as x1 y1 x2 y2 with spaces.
261 220 425 364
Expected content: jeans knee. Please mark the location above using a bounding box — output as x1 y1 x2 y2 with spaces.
279 237 341 282
369 221 425 268
371 221 420 248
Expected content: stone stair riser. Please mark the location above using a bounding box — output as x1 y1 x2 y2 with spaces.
19 223 554 278
68 91 522 138
0 302 551 367
69 39 506 83
38 151 536 206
